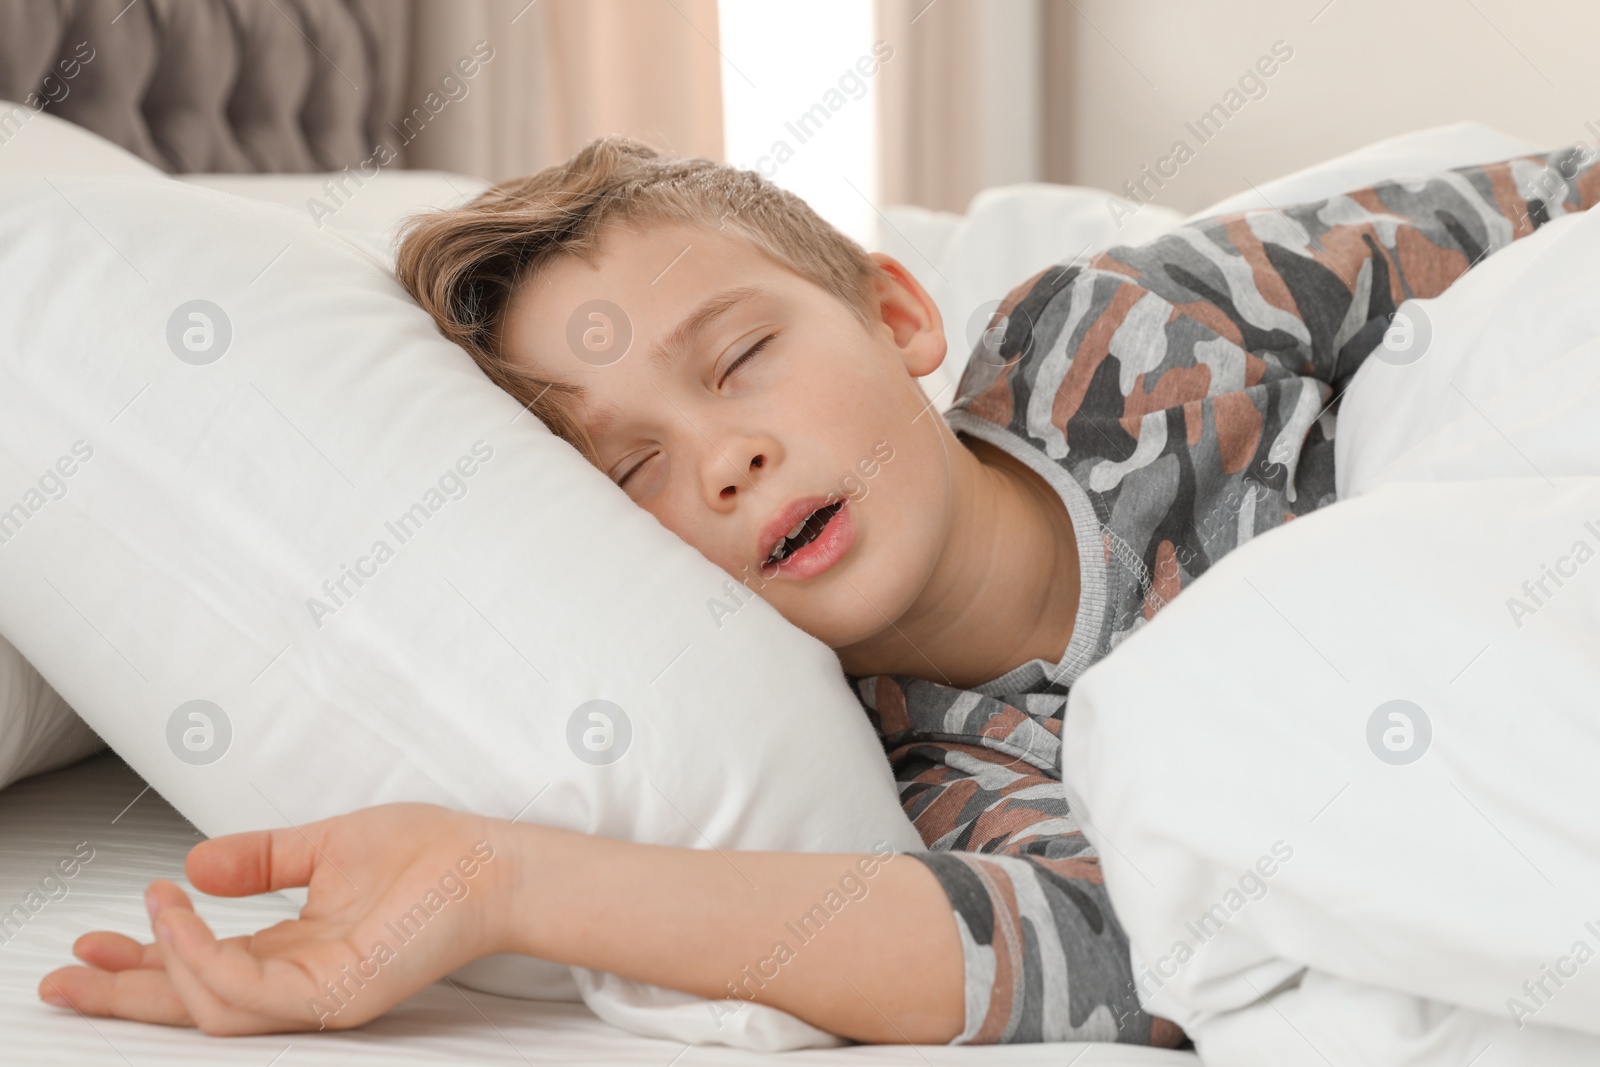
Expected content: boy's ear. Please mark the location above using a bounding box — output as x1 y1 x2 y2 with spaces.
866 251 946 378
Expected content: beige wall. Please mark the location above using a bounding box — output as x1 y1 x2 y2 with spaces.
1044 0 1600 213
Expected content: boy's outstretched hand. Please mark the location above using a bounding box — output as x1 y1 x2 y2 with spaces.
38 803 516 1034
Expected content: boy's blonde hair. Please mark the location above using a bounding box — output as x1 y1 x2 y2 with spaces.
394 134 883 466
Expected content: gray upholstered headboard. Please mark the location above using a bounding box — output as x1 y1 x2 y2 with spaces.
0 0 414 173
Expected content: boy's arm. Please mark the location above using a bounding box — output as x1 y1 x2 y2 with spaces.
856 674 1187 1047
951 144 1600 586
42 801 972 1043
1092 144 1600 393
503 822 970 1042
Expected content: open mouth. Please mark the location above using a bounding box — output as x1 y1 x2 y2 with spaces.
765 500 844 566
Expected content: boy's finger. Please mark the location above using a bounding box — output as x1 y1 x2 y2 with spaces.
72 930 160 972
39 966 193 1027
156 907 275 1007
145 879 194 919
157 908 349 1029
155 911 268 1034
186 827 320 898
157 913 303 1036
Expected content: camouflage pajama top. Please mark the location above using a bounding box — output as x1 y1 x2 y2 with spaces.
847 146 1600 1046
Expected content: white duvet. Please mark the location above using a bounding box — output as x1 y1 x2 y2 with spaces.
1062 191 1600 1062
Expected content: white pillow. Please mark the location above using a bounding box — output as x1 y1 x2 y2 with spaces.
0 99 165 176
176 171 492 267
0 174 924 1050
0 100 158 790
0 633 103 788
1183 120 1542 221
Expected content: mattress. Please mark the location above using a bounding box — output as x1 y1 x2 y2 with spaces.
0 753 1199 1066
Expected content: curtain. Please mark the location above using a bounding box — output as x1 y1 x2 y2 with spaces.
404 0 724 182
1039 0 1078 189
875 0 985 214
876 0 1057 213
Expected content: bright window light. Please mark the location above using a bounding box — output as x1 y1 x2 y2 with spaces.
717 1 880 244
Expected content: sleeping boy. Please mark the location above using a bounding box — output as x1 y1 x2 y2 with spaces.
40 136 1600 1047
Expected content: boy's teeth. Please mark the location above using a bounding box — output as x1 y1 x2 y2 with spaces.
768 501 843 565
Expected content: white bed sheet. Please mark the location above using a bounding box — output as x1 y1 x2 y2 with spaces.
0 753 1198 1066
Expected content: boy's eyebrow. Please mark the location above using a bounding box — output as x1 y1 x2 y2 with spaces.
649 284 765 370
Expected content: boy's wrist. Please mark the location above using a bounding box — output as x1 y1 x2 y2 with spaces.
481 816 577 961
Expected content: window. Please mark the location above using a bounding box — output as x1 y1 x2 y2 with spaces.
718 1 880 244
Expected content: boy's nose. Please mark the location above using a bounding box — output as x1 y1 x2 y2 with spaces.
720 453 766 499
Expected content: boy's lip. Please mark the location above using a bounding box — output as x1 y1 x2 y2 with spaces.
763 500 853 580
758 493 843 566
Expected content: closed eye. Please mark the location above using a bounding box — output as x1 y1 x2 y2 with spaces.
616 453 652 488
721 333 776 383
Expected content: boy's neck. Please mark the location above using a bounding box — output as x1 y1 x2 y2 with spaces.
836 433 1080 690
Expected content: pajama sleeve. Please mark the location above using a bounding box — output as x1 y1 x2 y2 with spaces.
1095 144 1600 394
851 673 1187 1048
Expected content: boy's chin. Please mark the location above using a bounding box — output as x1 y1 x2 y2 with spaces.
790 599 909 660
784 608 867 651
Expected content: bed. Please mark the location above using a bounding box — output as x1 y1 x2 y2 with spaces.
6 3 1592 1064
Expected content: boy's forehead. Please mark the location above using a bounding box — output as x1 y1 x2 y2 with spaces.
504 221 783 372
577 219 769 291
